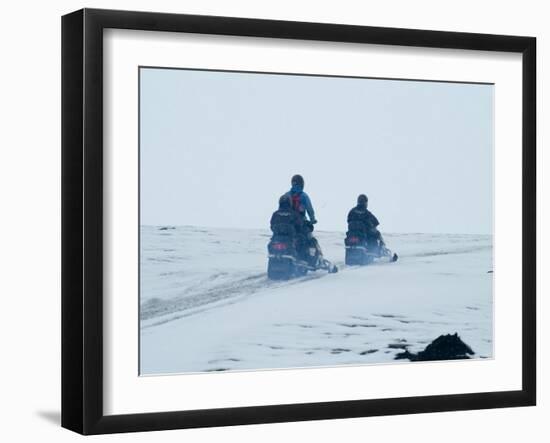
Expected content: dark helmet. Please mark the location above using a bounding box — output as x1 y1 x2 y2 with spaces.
279 194 291 208
291 174 304 189
357 194 368 206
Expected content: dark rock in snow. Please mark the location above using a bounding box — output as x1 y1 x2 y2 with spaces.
330 348 351 354
395 333 474 361
388 342 410 350
359 349 378 355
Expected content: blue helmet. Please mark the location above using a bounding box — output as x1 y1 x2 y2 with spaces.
291 174 304 189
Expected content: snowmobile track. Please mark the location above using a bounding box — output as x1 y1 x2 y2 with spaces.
140 244 488 328
141 266 343 327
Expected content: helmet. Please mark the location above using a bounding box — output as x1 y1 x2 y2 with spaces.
291 174 304 189
279 194 291 208
357 194 368 206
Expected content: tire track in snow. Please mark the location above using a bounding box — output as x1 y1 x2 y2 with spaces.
140 268 337 327
408 244 491 258
141 242 490 327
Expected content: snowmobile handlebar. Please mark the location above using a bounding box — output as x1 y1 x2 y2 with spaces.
303 220 315 232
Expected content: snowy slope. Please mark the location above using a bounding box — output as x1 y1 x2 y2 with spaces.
140 226 493 375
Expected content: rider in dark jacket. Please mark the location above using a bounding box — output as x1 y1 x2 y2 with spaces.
347 194 385 251
270 195 301 237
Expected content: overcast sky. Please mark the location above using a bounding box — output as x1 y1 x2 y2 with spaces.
140 68 493 234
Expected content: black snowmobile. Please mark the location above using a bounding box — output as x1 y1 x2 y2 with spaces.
268 220 338 280
345 222 398 266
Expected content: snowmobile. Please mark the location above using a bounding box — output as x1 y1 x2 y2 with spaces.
267 221 338 280
345 225 398 266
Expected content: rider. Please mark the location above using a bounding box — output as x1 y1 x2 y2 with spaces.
284 174 319 260
270 194 300 238
347 194 386 253
284 174 317 225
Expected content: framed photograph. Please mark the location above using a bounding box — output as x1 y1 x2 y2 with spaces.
61 8 536 435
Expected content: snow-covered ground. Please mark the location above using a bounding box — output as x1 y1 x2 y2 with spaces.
140 225 493 375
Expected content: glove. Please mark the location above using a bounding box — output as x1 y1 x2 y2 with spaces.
310 219 318 225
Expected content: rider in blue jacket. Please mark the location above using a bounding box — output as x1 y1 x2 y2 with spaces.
284 174 317 225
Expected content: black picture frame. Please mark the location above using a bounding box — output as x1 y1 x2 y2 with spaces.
62 8 536 435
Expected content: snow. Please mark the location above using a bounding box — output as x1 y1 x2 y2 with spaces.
140 226 493 375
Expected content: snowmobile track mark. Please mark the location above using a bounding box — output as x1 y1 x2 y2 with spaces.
142 262 346 326
410 244 491 258
141 241 487 329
